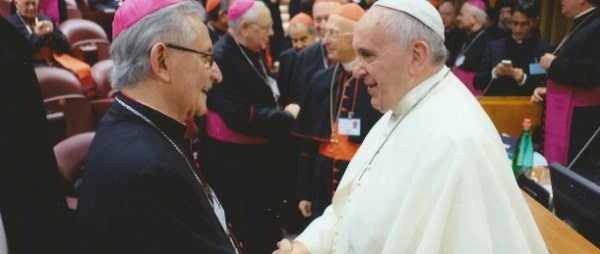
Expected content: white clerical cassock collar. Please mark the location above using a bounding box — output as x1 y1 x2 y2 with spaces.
391 66 450 117
341 61 355 72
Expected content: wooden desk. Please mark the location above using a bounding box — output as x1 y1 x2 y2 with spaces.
479 96 542 138
523 191 600 253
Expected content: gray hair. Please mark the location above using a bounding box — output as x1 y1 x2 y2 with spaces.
110 0 206 90
467 3 487 25
383 9 448 65
228 1 267 30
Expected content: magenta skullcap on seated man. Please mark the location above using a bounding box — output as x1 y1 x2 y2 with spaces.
373 0 445 41
112 0 182 39
227 0 255 21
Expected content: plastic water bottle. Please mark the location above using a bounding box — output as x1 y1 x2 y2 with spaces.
512 118 534 178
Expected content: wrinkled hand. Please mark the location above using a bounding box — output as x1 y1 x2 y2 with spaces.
35 20 53 37
284 103 301 119
531 87 547 103
298 200 312 218
273 239 293 254
272 240 310 254
540 53 556 70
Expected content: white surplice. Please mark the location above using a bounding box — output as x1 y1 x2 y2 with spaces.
295 66 548 254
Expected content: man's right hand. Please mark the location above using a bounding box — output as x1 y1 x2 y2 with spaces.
298 200 312 218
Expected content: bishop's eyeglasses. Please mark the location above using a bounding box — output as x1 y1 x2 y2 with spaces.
165 43 214 68
323 29 353 39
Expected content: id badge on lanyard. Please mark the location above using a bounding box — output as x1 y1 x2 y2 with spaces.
208 187 228 232
529 63 545 75
338 116 361 136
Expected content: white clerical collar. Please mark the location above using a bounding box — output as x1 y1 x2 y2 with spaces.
341 61 354 71
391 66 449 117
575 7 597 19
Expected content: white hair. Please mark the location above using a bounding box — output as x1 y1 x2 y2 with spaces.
110 0 206 90
467 3 488 25
382 8 448 65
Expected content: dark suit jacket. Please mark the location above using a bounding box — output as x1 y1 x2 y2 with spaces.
290 41 328 105
455 28 493 72
0 16 70 254
474 35 552 96
445 26 466 67
207 23 225 45
8 13 70 56
277 48 298 106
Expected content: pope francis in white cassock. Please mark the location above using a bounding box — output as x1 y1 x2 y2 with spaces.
277 0 549 253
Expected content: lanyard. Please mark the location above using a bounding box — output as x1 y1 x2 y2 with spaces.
460 29 485 54
235 39 269 84
329 64 357 135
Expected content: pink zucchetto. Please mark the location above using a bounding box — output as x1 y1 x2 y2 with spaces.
112 0 182 40
228 0 255 22
468 0 487 12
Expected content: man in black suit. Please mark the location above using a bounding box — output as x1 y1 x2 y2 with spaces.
533 0 600 167
438 1 466 67
474 1 551 96
74 1 237 253
0 15 70 254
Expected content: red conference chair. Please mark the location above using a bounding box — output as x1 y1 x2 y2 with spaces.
90 59 114 120
0 0 10 18
35 66 83 99
44 94 96 138
59 19 110 65
91 59 113 98
54 131 95 210
65 0 82 19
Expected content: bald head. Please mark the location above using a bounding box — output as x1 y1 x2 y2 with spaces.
312 1 342 37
